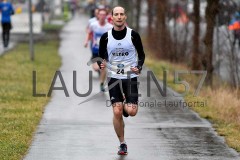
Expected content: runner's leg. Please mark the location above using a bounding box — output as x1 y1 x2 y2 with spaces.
113 102 125 142
124 103 138 116
100 68 106 84
108 78 125 142
5 29 10 47
2 23 6 47
123 77 139 116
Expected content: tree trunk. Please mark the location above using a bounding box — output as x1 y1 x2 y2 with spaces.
192 0 201 70
147 0 154 41
147 0 157 50
135 0 142 32
203 0 219 86
156 0 168 58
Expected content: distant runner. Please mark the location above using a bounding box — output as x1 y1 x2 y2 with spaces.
0 0 14 48
84 8 112 91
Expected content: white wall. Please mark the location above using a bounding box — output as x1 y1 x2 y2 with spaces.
0 13 42 34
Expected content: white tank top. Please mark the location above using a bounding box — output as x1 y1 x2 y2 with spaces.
107 27 138 79
90 21 113 53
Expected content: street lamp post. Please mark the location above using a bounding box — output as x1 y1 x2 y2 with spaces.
29 0 34 61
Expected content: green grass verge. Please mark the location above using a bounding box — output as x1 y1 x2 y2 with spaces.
42 23 64 32
0 41 61 160
145 51 240 152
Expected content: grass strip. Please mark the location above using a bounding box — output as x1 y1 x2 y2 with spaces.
0 41 61 160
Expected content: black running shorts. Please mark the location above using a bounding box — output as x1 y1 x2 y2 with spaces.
108 77 138 104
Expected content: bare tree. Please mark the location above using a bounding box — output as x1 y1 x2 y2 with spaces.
147 0 155 44
224 29 240 88
203 0 219 86
192 0 201 70
156 0 170 59
135 0 142 32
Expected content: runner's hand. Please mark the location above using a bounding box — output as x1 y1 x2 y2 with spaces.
130 67 140 75
100 60 106 70
84 41 88 48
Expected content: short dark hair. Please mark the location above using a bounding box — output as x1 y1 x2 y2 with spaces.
111 6 126 16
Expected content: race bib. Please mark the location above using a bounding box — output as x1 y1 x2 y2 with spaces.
109 62 132 77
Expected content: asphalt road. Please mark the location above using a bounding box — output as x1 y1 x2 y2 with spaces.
24 14 240 160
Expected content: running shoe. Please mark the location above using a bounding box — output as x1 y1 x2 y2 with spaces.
118 143 128 155
100 83 105 92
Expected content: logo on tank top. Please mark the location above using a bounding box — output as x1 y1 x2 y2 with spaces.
112 48 129 56
117 64 125 68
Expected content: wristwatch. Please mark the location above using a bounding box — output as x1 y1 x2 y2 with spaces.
136 65 142 72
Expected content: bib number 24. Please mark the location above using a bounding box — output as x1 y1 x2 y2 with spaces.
117 69 124 74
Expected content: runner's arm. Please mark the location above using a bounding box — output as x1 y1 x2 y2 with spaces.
84 26 93 48
98 32 108 68
98 32 108 60
131 30 145 71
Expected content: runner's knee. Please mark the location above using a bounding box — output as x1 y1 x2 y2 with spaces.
113 102 123 119
125 104 138 117
128 109 138 116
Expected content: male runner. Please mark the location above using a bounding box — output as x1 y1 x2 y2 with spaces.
84 8 112 91
98 6 145 155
